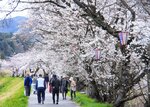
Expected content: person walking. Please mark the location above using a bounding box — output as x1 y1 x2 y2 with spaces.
51 74 60 104
44 74 49 88
32 74 37 94
60 76 63 93
61 76 69 100
24 74 32 96
69 77 76 100
49 75 53 93
36 74 46 104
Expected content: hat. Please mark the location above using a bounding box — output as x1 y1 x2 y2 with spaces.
69 77 73 81
63 74 67 78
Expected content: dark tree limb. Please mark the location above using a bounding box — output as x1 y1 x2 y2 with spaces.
120 0 135 21
73 0 120 40
133 69 149 85
140 0 150 15
37 28 57 34
35 39 48 45
5 0 21 18
121 93 145 102
20 0 66 8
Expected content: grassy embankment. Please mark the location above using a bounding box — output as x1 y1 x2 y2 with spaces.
68 92 112 107
0 77 28 107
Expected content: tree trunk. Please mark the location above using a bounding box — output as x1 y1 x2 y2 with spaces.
147 71 150 106
90 80 102 100
114 91 125 107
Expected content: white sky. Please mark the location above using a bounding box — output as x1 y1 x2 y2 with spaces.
0 0 28 19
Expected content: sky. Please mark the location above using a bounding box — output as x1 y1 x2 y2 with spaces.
0 0 28 19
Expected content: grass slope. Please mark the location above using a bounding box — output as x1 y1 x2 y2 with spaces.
0 77 28 107
71 92 112 107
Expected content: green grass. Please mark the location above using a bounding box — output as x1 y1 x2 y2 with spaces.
0 77 17 93
0 77 28 107
69 92 112 107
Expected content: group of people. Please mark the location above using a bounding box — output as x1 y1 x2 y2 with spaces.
24 73 77 104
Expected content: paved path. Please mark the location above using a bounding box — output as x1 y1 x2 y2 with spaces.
28 89 79 107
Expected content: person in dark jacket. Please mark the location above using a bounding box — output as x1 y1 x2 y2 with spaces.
36 74 46 104
51 74 60 104
61 76 69 100
24 74 32 96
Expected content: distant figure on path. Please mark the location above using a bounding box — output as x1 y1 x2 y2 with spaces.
32 74 37 94
69 77 76 100
51 74 60 104
49 75 53 93
36 74 46 104
44 74 49 88
60 76 63 93
11 71 15 77
24 74 32 96
61 76 69 100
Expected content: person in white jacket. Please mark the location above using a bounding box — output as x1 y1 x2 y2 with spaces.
36 74 46 104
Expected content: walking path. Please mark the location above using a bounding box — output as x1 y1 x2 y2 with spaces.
28 89 79 107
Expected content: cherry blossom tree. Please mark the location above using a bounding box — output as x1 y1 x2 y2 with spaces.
0 0 150 107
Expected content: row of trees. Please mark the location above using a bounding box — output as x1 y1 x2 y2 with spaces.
0 32 33 59
0 0 150 107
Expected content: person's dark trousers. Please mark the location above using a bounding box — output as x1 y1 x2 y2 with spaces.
70 90 76 100
62 90 67 99
52 90 59 104
37 87 45 104
62 91 65 99
25 86 31 96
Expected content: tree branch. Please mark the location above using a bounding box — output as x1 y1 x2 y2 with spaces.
140 0 150 15
73 0 119 40
120 0 135 21
0 7 39 12
133 69 149 85
37 28 57 34
5 0 21 18
35 39 47 45
121 93 145 102
20 0 66 8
